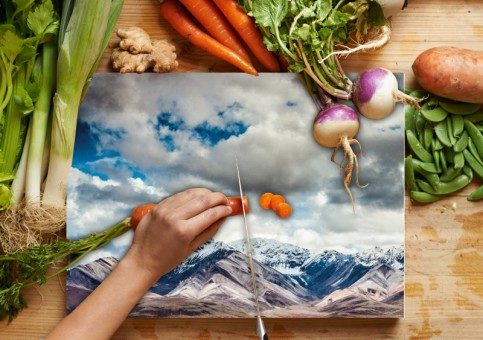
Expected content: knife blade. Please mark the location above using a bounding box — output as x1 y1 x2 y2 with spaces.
235 157 268 340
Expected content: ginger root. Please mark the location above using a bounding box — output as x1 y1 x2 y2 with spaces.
117 26 153 54
111 26 178 73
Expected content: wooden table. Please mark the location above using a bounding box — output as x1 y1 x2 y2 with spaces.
1 0 482 338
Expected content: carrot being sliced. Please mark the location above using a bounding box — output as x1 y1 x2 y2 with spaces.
160 0 258 75
178 0 252 63
212 0 280 72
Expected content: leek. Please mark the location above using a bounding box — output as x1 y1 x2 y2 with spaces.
42 0 125 208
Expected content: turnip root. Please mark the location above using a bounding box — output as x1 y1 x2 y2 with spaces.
312 90 367 212
353 67 420 120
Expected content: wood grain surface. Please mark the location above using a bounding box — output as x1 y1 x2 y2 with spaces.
1 0 482 339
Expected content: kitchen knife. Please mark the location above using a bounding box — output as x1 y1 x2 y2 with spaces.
235 157 268 340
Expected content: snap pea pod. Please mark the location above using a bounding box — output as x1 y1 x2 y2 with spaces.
412 159 440 189
405 155 419 191
416 174 470 195
407 130 434 163
432 137 444 151
440 165 462 182
447 117 457 146
432 149 441 173
410 190 442 203
439 149 447 173
463 164 473 181
415 111 426 136
453 130 469 153
463 149 483 179
451 115 465 137
467 137 483 165
405 104 417 133
434 120 452 147
465 111 483 123
454 152 465 170
439 101 481 115
421 107 447 122
423 122 434 150
467 185 483 201
464 120 483 157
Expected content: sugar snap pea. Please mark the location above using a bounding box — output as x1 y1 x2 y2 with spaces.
423 122 434 150
463 164 473 181
404 155 418 191
420 107 448 122
439 101 481 115
434 120 452 147
463 150 483 179
451 115 464 137
410 190 442 203
415 111 426 136
432 149 441 173
465 111 483 123
440 166 462 182
416 175 470 195
464 119 483 157
406 129 433 163
432 137 444 151
454 152 465 170
439 149 447 173
412 159 440 189
405 104 417 133
447 117 457 146
453 130 469 153
467 137 483 165
467 185 483 201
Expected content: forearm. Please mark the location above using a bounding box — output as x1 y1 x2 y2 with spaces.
46 253 158 340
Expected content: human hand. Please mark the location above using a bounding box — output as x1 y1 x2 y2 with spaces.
123 188 232 284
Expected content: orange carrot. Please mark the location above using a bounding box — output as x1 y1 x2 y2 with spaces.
275 202 292 219
178 0 252 63
160 0 258 75
212 0 280 72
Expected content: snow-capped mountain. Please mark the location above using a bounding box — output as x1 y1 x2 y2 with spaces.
66 238 404 317
229 238 311 274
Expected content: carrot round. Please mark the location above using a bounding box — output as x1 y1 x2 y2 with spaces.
178 0 252 63
160 0 258 75
275 202 292 219
259 192 274 210
131 203 157 230
212 0 280 72
269 194 285 211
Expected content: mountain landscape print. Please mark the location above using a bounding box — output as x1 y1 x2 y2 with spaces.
66 73 405 318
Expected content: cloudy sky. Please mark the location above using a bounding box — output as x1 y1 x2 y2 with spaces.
67 72 405 265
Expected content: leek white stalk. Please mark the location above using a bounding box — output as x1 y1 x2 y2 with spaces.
25 42 57 206
42 0 124 208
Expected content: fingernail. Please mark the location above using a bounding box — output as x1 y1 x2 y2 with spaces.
226 205 233 213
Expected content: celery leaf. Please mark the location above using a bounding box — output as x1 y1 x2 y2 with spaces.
0 30 24 63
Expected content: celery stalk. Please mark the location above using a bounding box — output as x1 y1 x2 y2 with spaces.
42 0 125 208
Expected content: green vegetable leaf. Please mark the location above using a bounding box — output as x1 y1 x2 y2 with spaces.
367 0 386 27
251 0 288 29
0 30 24 64
27 0 59 41
13 88 34 115
0 183 15 210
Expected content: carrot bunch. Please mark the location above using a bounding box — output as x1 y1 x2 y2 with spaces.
159 0 280 74
259 192 292 219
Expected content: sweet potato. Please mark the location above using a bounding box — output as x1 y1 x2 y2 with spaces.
412 47 483 104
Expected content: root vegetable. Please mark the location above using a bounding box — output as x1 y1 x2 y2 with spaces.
412 46 483 104
178 0 251 63
259 192 273 210
159 0 258 75
312 90 366 212
117 26 154 54
353 67 420 120
111 39 178 73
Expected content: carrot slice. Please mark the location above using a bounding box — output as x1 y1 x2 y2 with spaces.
275 202 292 219
212 0 280 72
178 0 252 63
227 195 250 216
269 194 285 211
160 0 258 75
259 192 273 210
